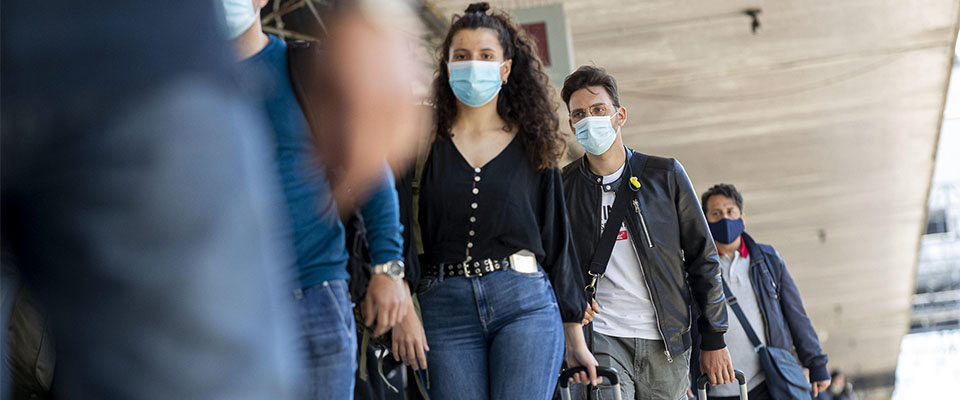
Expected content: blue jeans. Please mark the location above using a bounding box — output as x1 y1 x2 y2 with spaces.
418 268 565 400
296 280 357 399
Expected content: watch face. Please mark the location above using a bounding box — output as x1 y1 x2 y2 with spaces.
389 262 403 276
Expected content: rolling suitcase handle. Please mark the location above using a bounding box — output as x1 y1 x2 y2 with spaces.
558 366 621 400
697 370 747 399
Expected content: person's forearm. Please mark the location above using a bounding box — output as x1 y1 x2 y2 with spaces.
563 322 586 349
360 169 404 264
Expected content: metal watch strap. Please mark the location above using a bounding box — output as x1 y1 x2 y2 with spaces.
372 260 405 280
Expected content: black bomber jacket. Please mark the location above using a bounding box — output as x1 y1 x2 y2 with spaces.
561 148 728 361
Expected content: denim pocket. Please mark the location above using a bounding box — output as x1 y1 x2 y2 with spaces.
323 282 354 339
297 282 355 358
504 266 545 278
417 276 442 298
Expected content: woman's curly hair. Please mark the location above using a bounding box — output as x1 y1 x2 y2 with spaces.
431 2 565 170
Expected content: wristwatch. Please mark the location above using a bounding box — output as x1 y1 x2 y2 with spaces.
371 260 405 280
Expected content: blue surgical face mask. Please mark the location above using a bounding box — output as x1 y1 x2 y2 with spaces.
218 0 258 40
708 217 745 245
448 60 504 107
573 113 619 155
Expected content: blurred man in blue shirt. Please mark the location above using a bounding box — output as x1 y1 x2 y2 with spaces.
219 1 413 398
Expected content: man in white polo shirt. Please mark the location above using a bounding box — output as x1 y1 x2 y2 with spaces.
692 183 831 399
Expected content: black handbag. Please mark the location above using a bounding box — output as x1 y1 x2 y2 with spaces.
722 281 812 399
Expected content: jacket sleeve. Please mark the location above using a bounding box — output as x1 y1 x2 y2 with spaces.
672 160 728 350
393 163 420 288
771 249 830 382
540 168 587 323
360 163 405 266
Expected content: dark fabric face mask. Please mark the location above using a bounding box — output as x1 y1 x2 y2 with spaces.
708 217 744 245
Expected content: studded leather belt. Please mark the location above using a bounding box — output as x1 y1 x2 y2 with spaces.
424 257 511 278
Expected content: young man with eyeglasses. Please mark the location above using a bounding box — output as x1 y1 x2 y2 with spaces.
560 65 734 399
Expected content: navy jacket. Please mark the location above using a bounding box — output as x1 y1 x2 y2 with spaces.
690 232 830 388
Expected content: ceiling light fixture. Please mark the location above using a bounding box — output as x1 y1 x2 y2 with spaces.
744 8 762 34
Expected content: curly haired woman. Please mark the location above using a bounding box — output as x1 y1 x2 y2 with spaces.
391 3 599 399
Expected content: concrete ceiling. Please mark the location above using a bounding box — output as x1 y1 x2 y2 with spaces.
430 0 960 380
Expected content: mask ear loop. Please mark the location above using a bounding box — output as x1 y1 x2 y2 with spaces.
610 106 623 134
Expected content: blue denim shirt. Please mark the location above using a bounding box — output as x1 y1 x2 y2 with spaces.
244 35 404 288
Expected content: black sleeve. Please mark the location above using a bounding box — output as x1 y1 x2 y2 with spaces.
395 164 420 290
540 168 587 323
672 160 728 350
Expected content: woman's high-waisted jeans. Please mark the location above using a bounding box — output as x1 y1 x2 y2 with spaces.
418 267 565 400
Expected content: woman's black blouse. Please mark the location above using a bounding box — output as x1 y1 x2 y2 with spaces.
418 135 586 323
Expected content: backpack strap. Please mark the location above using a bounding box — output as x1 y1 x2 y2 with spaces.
286 40 321 135
411 109 436 256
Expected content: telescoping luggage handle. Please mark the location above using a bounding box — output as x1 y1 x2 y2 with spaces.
697 370 748 399
558 366 621 400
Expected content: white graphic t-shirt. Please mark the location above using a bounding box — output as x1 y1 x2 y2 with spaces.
592 163 662 340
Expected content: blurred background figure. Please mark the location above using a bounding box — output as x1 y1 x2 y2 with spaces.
216 0 420 398
819 370 859 400
2 1 303 398
282 0 427 214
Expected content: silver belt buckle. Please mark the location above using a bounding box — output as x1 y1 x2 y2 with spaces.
508 250 538 274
